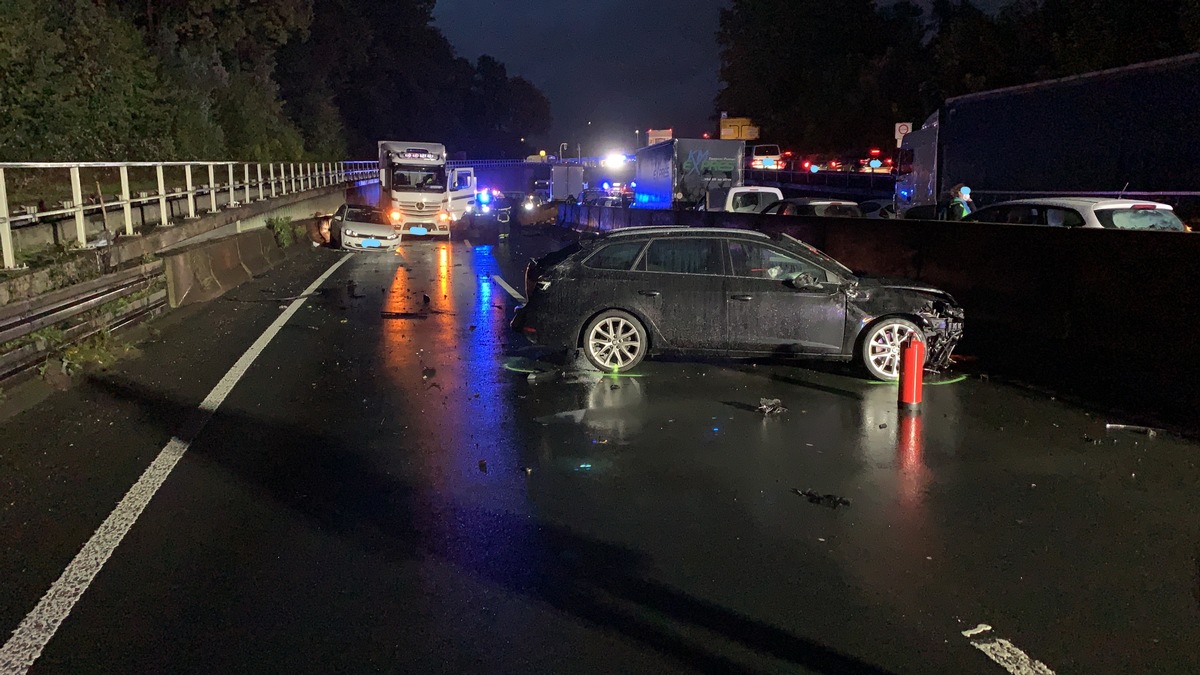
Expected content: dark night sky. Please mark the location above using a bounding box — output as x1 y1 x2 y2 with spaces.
434 0 730 156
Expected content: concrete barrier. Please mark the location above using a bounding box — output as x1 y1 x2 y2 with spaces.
163 221 309 308
559 204 1200 426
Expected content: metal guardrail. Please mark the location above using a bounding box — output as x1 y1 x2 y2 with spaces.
745 168 895 196
0 160 378 269
0 260 166 382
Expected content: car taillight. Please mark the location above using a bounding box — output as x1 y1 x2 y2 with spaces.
1131 204 1158 210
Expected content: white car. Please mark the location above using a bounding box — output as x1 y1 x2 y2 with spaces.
859 200 897 219
761 198 863 218
747 144 785 170
964 198 1188 231
332 204 402 251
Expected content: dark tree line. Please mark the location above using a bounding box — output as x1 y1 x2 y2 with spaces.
716 0 1200 152
0 0 552 162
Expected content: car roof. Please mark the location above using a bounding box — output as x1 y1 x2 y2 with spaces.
980 197 1175 211
601 226 771 241
776 198 858 206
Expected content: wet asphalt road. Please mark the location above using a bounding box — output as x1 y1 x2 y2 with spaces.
2 214 1200 673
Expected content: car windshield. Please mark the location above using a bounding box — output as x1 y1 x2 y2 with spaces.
344 207 387 224
391 165 446 193
778 233 854 278
1094 207 1186 231
753 145 780 156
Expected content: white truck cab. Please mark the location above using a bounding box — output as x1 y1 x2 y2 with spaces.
378 141 475 237
704 186 783 213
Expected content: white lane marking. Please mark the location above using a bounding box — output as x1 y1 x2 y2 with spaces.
490 274 526 302
962 624 1055 675
0 253 353 674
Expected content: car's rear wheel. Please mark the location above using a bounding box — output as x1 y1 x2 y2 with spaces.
860 317 925 381
583 310 647 373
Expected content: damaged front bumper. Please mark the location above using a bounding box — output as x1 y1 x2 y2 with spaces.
919 302 965 370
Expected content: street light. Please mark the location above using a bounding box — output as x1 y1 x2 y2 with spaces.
559 142 568 159
635 129 641 147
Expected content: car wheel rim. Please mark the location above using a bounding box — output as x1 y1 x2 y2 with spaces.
589 317 641 370
868 323 920 378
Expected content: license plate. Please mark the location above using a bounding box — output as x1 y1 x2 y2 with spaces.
763 158 776 167
409 226 429 236
361 238 381 247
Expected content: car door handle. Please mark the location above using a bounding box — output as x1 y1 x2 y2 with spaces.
638 290 661 297
729 294 753 302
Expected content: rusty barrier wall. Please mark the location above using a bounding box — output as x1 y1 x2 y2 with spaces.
560 204 1200 426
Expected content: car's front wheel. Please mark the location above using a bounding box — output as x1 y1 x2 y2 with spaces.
860 317 925 381
582 310 647 373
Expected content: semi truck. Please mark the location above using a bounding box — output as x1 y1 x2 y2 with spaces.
896 54 1200 217
377 141 476 237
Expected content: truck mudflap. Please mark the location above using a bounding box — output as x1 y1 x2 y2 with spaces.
919 302 965 370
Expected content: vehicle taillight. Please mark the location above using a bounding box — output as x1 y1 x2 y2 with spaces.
802 161 811 169
1131 204 1158 210
869 148 881 156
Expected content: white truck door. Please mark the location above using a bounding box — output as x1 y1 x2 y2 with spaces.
449 168 475 221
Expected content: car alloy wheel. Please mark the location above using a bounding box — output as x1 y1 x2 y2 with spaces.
862 317 925 381
584 310 647 372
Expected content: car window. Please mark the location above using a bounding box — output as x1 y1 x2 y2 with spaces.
639 238 724 275
344 207 386 224
753 145 780 156
1095 207 1186 231
731 192 773 212
585 242 645 270
1044 207 1085 227
728 241 831 283
972 205 1039 225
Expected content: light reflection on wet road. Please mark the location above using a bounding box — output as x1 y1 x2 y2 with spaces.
2 217 1199 673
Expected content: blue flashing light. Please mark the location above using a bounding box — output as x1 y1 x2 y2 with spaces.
602 182 611 191
712 427 720 432
630 181 637 188
478 190 491 204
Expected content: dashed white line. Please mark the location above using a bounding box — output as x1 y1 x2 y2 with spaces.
0 253 353 675
490 274 526 302
962 624 1056 675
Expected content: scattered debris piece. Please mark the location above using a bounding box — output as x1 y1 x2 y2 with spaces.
478 459 488 473
791 488 852 509
527 370 560 384
757 398 787 415
592 439 609 445
422 293 431 305
426 382 442 391
422 366 437 380
610 384 619 390
879 423 888 429
1082 434 1101 445
524 467 533 475
382 312 428 320
1105 423 1161 438
339 319 348 324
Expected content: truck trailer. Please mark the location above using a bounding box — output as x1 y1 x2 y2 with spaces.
632 139 746 209
896 53 1200 216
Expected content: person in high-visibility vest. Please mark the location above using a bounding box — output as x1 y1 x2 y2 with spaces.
946 184 973 221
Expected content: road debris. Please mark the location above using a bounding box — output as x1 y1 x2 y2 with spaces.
791 488 852 509
478 459 488 473
1105 423 1161 438
1082 434 1102 445
422 366 437 380
382 312 428 320
524 467 533 475
757 398 787 415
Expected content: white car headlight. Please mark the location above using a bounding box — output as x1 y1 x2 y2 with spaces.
481 205 491 214
344 228 357 237
525 203 535 211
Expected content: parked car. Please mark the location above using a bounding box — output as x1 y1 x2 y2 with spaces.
747 144 785 170
761 199 863 218
332 204 401 250
859 200 897 219
964 198 1188 230
512 227 964 380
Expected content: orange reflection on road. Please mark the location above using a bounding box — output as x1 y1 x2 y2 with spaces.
896 411 929 509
